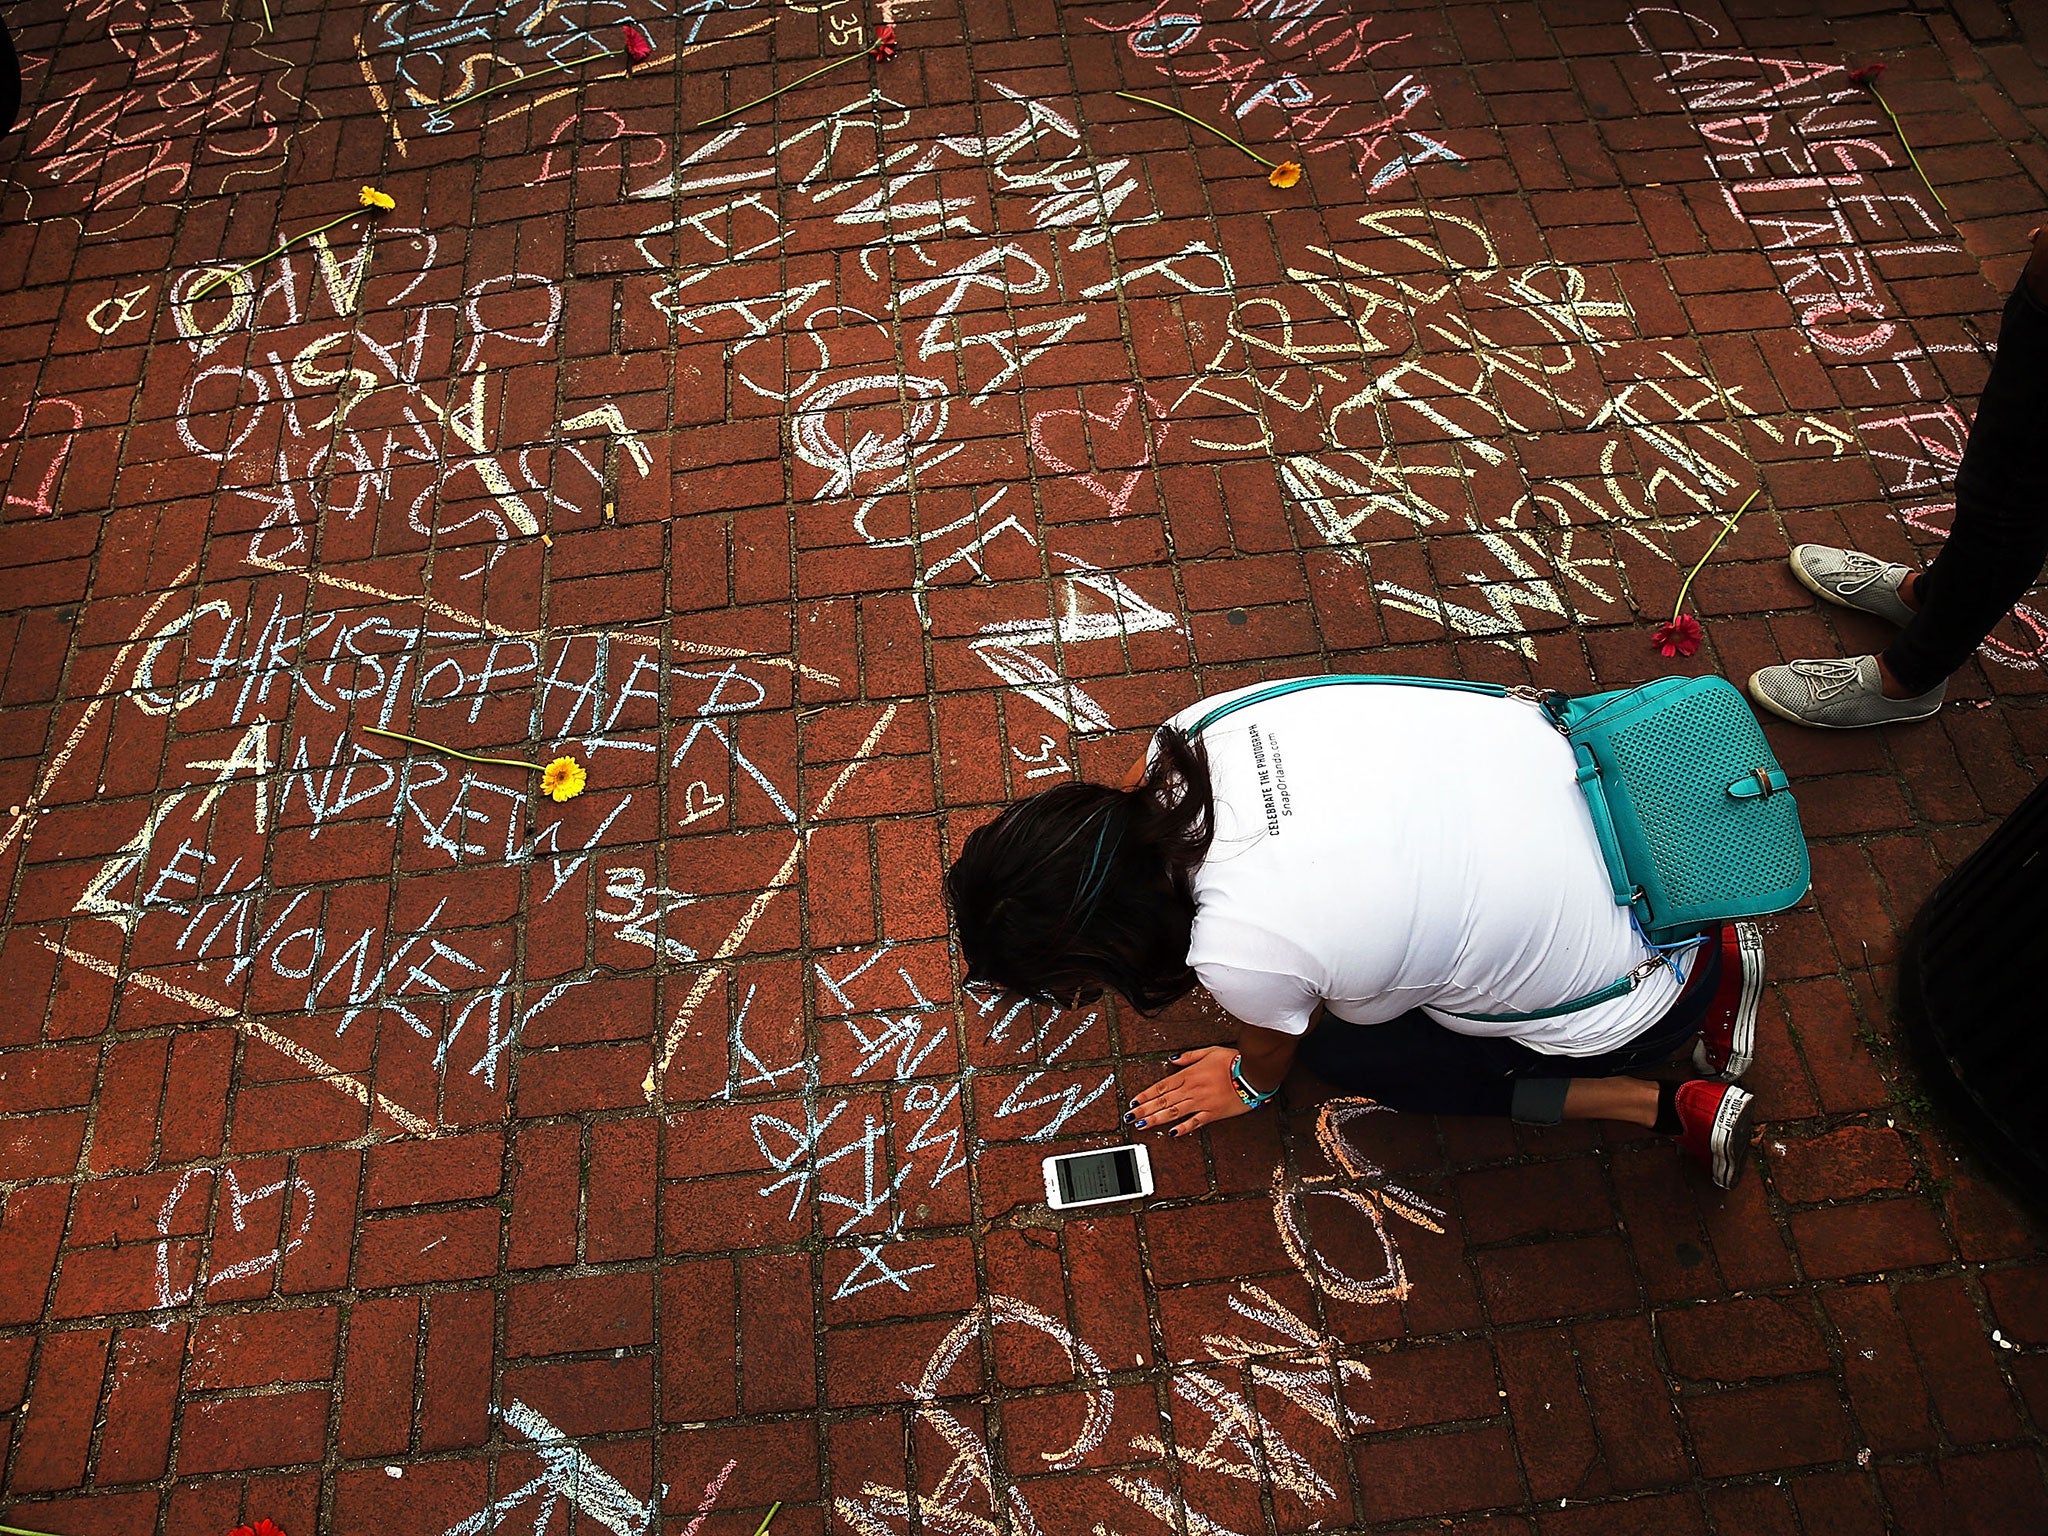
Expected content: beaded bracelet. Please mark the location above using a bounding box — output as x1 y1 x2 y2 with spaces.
1229 1052 1276 1109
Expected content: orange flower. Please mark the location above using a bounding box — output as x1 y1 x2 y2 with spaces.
1267 160 1302 188
540 757 587 802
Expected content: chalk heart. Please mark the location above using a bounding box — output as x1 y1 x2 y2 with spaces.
1029 391 1150 518
680 779 726 826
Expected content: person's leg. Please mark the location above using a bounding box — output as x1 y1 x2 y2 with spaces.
1297 1010 1674 1127
1750 229 2048 727
1881 230 2048 694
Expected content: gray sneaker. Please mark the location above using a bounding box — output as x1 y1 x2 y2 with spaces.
1788 545 1917 627
1748 655 1944 729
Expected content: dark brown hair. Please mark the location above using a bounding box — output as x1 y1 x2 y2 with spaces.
947 728 1215 1012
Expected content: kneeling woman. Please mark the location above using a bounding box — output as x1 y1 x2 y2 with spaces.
948 678 1764 1188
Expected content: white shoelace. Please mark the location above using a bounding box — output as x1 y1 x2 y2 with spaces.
1788 657 1866 701
1827 551 1893 596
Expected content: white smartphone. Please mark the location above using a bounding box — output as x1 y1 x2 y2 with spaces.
1042 1143 1154 1210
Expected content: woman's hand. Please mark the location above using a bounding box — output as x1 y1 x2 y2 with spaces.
1127 1045 1253 1137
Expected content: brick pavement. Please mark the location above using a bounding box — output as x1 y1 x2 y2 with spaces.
2 0 2047 1529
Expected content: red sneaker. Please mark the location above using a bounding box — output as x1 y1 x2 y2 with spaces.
1675 1079 1756 1189
1692 921 1764 1081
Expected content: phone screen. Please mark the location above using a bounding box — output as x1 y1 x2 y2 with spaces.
1055 1148 1142 1204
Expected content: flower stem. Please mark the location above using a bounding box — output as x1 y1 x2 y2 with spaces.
361 726 542 773
697 51 862 128
0 1523 64 1536
1866 83 1950 218
1671 489 1760 621
1114 91 1277 168
446 56 585 113
189 208 365 301
750 1503 783 1536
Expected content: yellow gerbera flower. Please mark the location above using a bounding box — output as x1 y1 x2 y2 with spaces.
1267 160 1302 189
540 757 587 802
359 186 397 210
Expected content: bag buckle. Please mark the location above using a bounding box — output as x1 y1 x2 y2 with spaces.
1507 685 1571 733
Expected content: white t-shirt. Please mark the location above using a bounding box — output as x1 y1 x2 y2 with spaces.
1163 680 1693 1055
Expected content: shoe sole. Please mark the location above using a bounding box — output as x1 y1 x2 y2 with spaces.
1746 671 1942 730
1710 1086 1756 1190
1692 922 1764 1081
1788 549 1911 627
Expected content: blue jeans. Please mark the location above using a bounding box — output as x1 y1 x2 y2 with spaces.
1884 273 2048 694
1296 933 1722 1124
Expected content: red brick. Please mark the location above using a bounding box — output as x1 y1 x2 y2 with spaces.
0 1110 84 1179
1933 1447 2048 1533
419 1289 495 1452
10 1328 109 1491
1828 1281 1940 1454
187 1307 340 1389
660 1419 821 1514
363 1132 505 1210
1142 1201 1293 1286
1895 1275 2022 1445
1984 1265 2048 1345
1456 1157 1612 1244
1062 1214 1152 1372
1540 1489 1709 1535
0 1044 96 1111
660 1258 739 1422
1353 1422 1524 1522
53 1238 195 1319
0 1182 68 1324
1683 1378 1854 1477
1578 1316 1690 1490
587 1117 658 1262
507 1273 653 1356
1356 1336 1499 1432
159 1029 234 1162
356 1206 501 1287
1494 1329 1601 1500
282 1147 361 1295
178 1388 330 1473
97 1324 186 1484
83 1036 169 1174
1657 1296 1830 1380
501 1355 656 1436
827 1316 979 1407
1474 1235 1639 1325
337 1296 420 1459
508 1122 581 1270
1788 1198 1953 1279
1766 1125 1917 1202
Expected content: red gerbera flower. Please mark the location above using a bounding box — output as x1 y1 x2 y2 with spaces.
228 1521 288 1536
870 22 898 60
622 21 654 63
1847 61 1886 88
1652 614 1704 659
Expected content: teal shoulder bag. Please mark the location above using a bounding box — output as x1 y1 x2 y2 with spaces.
1181 673 1812 1021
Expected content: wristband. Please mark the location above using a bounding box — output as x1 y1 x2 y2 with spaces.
1229 1052 1276 1109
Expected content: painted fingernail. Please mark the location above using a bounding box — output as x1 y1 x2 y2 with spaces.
1132 1119 1145 1129
1122 1111 1136 1123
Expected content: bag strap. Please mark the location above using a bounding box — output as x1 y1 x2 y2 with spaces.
1175 672 1665 1023
1437 965 1652 1022
1180 674 1511 740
